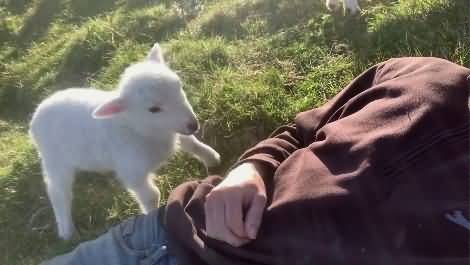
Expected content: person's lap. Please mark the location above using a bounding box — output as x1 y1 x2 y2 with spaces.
40 209 177 265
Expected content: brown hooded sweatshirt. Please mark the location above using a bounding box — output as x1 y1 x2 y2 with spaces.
163 57 470 265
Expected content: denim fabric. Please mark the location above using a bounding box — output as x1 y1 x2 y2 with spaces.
40 209 176 265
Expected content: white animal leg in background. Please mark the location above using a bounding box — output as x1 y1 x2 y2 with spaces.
326 0 342 11
326 0 360 14
344 0 360 14
178 135 221 168
116 169 161 213
128 176 161 213
42 161 76 240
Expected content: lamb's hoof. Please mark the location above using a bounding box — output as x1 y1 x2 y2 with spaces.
326 0 341 11
205 151 221 168
203 151 221 175
151 42 161 52
345 5 360 15
58 223 76 240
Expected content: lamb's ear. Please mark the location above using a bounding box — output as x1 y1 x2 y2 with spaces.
92 97 126 119
146 43 165 64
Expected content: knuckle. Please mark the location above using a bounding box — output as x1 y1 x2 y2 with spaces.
226 237 242 247
225 190 241 203
204 198 213 210
225 213 242 230
243 183 257 193
204 201 217 215
231 241 242 247
246 181 258 188
206 191 221 203
206 229 214 237
219 185 238 194
206 228 217 239
255 194 267 204
225 216 235 228
206 190 217 199
229 223 243 236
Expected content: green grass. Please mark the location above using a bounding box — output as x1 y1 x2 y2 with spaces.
0 0 469 263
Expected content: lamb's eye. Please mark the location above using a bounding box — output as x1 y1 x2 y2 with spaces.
148 106 162 113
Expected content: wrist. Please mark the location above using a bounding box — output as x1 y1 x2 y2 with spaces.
237 162 268 191
240 161 270 179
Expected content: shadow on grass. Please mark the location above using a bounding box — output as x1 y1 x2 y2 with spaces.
315 0 469 67
263 0 469 84
66 0 120 21
1 4 188 122
0 150 53 264
0 149 136 264
16 0 61 48
1 0 34 14
0 145 216 263
198 0 328 40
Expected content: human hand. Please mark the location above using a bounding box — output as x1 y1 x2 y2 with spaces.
204 162 267 247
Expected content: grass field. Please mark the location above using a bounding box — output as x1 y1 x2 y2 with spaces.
0 0 469 264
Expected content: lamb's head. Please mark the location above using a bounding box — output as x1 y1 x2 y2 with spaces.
92 43 199 137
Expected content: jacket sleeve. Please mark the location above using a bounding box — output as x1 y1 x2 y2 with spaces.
230 61 379 180
228 124 303 180
228 61 384 180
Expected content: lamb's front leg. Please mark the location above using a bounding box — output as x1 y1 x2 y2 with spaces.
178 135 221 168
116 168 161 213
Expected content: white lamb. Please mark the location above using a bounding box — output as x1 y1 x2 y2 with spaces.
29 43 221 240
326 0 360 14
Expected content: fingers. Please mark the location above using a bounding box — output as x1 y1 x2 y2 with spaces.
204 163 268 246
244 193 267 239
224 193 247 238
205 192 249 247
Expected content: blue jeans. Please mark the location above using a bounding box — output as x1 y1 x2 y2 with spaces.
40 209 177 265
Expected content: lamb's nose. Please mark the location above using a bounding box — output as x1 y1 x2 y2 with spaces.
187 120 199 134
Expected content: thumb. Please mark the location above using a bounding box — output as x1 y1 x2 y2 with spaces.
244 194 266 239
